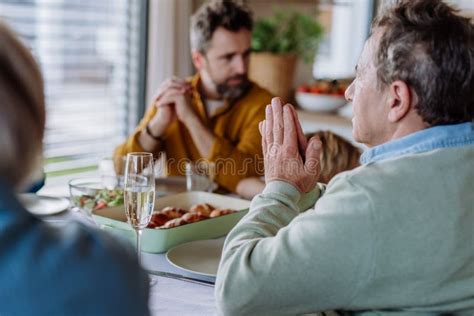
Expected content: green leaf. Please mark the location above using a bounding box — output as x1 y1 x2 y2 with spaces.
251 8 324 63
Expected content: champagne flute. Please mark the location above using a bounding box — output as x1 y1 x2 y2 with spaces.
124 152 155 264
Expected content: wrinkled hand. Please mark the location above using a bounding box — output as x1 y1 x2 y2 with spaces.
148 78 193 136
259 97 322 193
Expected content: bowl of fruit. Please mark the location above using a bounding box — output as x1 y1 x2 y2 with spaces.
295 79 350 113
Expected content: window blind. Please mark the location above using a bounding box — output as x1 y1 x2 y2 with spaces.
0 0 147 179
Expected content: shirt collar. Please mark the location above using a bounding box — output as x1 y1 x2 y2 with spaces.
360 122 474 164
189 74 230 122
190 74 208 122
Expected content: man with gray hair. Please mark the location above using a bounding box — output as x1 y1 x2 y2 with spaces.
114 0 272 194
216 0 474 315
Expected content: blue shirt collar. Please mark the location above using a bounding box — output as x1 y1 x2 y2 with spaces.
360 122 474 164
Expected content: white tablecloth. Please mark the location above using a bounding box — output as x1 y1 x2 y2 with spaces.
141 242 218 315
148 275 216 316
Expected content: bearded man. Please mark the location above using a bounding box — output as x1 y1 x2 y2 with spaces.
114 0 272 193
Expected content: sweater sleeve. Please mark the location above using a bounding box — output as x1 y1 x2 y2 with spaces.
208 104 266 192
215 176 375 315
113 106 159 163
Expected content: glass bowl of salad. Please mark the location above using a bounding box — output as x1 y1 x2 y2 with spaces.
69 177 124 214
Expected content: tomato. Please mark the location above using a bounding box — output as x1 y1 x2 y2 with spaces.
310 87 323 94
79 196 88 207
337 88 346 95
94 201 107 210
297 85 310 93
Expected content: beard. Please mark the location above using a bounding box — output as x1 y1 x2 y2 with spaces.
214 74 251 100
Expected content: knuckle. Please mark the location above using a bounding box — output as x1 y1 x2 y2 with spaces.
268 144 280 156
275 121 284 130
286 144 298 154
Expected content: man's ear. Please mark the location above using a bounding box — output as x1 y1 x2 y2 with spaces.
191 49 205 71
387 80 414 123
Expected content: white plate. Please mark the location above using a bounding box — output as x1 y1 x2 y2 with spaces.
18 193 69 216
166 239 225 277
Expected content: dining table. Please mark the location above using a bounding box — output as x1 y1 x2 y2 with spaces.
36 177 333 316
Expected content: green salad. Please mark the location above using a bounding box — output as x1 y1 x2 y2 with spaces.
73 188 124 211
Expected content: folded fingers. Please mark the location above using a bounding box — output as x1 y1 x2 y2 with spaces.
265 104 273 147
283 105 298 151
271 98 284 145
260 120 267 157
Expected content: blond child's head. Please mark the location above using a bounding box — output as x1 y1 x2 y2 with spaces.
306 131 361 184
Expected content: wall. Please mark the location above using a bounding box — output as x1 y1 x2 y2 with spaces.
192 0 322 87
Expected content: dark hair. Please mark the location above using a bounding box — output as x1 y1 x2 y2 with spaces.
372 0 473 125
190 0 253 53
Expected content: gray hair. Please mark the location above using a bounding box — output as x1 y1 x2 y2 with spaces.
372 0 473 125
190 0 253 53
0 22 45 187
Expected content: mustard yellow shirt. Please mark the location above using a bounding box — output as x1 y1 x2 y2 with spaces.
113 74 273 192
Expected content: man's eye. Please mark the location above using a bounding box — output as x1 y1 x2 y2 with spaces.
221 54 234 61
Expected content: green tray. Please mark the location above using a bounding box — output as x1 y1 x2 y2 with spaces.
92 191 250 253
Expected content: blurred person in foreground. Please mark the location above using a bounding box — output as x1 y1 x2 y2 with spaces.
114 0 272 193
216 0 474 315
0 22 149 315
236 130 361 199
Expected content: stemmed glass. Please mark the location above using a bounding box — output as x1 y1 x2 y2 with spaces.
123 152 155 264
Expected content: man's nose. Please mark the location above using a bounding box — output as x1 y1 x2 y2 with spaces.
233 55 247 75
345 81 354 102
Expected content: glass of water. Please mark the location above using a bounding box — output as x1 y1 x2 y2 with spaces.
185 160 216 192
123 152 155 264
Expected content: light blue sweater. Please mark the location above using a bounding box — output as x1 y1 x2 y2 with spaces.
216 123 474 315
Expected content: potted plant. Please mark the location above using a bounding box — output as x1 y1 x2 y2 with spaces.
249 9 324 100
